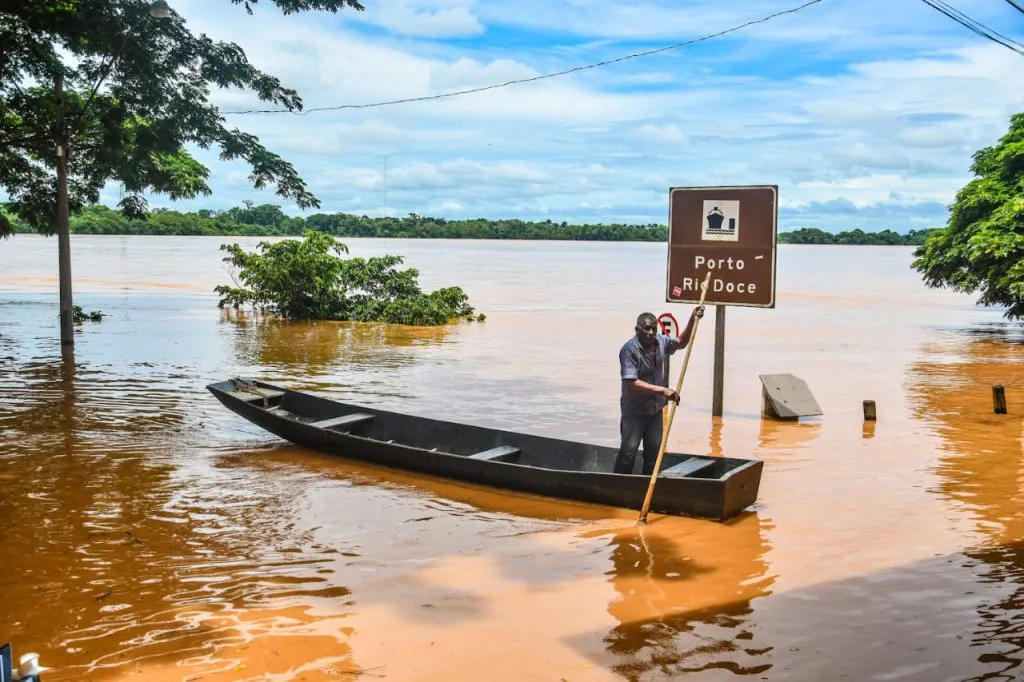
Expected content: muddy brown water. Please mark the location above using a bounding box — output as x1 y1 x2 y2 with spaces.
1 236 1022 681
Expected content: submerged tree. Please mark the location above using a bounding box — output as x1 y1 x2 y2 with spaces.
912 113 1024 320
215 232 482 326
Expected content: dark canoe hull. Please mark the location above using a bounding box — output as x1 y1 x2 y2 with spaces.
207 379 763 521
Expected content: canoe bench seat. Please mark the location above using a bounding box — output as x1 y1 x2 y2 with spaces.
467 445 521 463
230 389 285 403
308 413 375 431
661 457 716 478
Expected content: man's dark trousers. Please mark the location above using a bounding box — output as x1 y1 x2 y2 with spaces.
614 410 664 475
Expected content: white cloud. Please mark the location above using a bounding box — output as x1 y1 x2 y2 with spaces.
429 57 538 91
389 161 454 189
475 0 773 40
629 124 687 145
356 0 484 37
225 171 252 189
793 174 961 208
272 120 406 156
120 0 1024 232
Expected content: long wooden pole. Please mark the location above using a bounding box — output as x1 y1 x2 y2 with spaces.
638 271 712 524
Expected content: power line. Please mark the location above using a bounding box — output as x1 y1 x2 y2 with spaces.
222 0 828 116
919 0 1024 55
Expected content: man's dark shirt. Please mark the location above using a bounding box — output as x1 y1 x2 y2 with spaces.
619 333 682 416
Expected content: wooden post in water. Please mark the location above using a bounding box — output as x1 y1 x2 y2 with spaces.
863 400 877 421
712 305 726 417
993 385 1007 414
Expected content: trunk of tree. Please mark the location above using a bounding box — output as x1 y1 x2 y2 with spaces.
55 72 74 347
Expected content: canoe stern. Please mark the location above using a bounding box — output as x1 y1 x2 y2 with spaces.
718 459 764 520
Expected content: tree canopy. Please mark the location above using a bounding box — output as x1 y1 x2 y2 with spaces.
215 231 480 325
0 0 364 238
912 113 1024 320
778 227 936 246
4 201 940 244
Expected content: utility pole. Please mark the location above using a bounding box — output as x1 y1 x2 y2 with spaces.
55 72 74 347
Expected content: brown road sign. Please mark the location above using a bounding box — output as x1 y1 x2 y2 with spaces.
665 185 778 308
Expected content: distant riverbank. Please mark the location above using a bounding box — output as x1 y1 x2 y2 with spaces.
3 203 938 246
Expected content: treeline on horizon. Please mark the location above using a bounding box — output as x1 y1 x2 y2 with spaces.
1 203 939 246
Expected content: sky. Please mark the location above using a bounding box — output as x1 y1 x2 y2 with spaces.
115 0 1024 232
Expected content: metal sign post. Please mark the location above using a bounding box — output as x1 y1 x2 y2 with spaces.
656 313 677 444
665 185 779 417
656 312 679 384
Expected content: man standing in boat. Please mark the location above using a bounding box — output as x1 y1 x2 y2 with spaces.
614 307 704 475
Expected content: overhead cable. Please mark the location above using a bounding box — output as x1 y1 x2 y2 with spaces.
919 0 1024 55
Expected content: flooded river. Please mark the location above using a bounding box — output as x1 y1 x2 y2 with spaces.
0 235 1022 681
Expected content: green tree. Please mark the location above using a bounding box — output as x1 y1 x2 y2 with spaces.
0 0 364 343
215 231 480 325
0 203 31 233
0 0 363 236
779 227 834 244
912 113 1024 319
21 197 949 245
905 228 939 246
71 204 129 234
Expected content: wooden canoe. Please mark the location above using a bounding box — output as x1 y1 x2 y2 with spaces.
207 378 763 521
